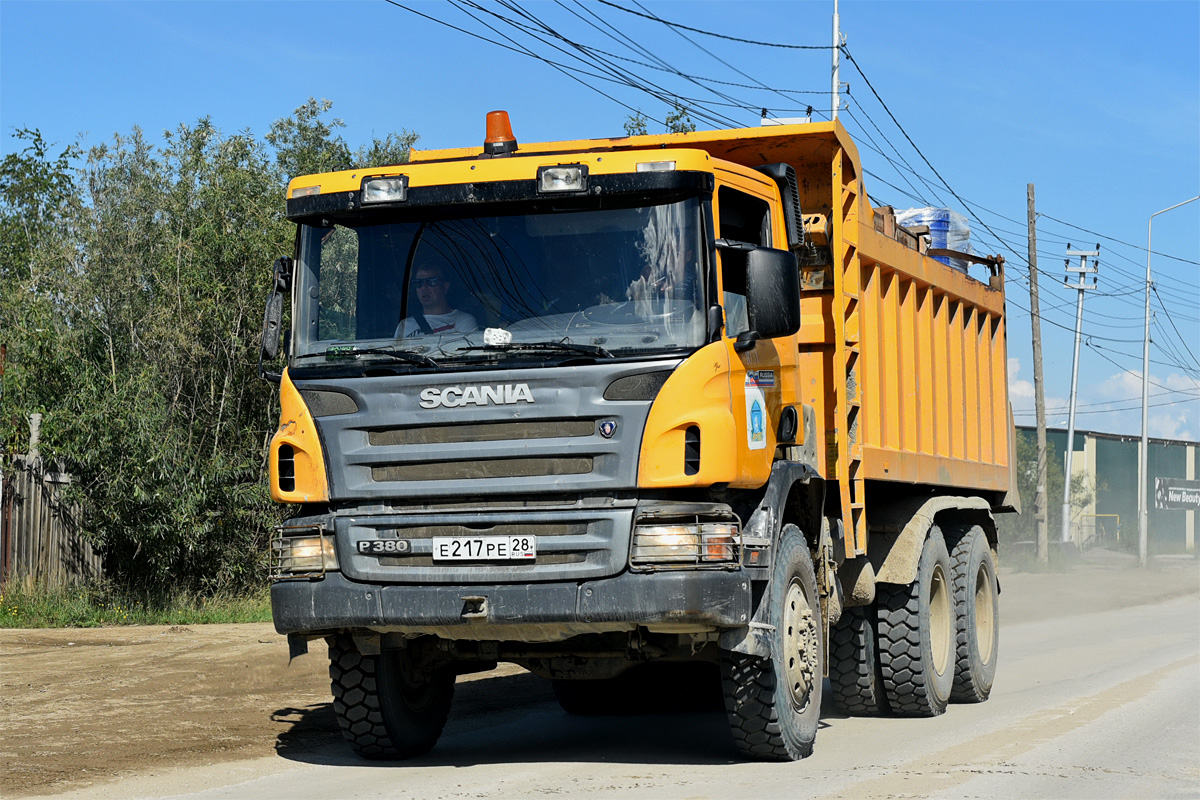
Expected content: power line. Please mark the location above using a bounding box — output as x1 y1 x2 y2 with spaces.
594 0 836 50
539 11 835 94
1037 212 1200 266
1153 285 1200 369
384 0 671 127
1012 394 1198 417
496 0 748 127
624 0 822 115
454 0 742 128
1087 337 1200 384
1015 385 1200 415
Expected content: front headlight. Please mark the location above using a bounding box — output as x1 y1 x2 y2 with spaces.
631 521 740 567
361 175 408 204
537 164 588 193
270 526 338 579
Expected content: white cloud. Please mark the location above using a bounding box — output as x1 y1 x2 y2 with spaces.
1149 411 1194 441
1095 369 1145 399
1086 368 1200 441
1007 357 1069 424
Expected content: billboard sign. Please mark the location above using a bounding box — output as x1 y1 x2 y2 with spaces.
1155 477 1200 511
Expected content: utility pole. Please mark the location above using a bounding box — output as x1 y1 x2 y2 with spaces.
1060 244 1099 545
831 0 841 122
1027 185 1049 565
1140 196 1199 567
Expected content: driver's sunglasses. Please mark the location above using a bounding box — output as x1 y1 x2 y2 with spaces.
411 278 444 288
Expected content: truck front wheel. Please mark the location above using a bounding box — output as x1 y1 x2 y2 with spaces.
721 524 823 761
328 634 455 759
876 527 954 716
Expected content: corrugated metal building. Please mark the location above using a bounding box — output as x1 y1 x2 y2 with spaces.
1018 425 1197 554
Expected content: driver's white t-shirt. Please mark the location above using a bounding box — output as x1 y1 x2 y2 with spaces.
396 309 478 338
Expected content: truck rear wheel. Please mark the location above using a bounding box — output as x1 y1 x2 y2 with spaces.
828 605 888 716
721 524 822 761
948 525 999 702
876 528 954 717
327 634 454 759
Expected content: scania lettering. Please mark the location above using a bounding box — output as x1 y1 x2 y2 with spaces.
418 383 535 409
261 111 1016 762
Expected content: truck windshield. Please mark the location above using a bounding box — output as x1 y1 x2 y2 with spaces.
291 196 706 365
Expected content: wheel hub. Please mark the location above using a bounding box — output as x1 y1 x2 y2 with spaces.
975 563 995 662
782 578 819 711
929 563 952 676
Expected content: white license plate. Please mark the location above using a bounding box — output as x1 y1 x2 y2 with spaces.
432 535 536 561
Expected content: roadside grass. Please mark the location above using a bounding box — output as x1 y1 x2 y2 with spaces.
0 579 272 628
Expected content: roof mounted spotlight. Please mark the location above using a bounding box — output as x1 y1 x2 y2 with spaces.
484 110 518 156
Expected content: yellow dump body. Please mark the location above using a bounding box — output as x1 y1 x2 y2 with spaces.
408 120 1012 552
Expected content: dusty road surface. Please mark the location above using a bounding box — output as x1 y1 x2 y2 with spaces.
3 549 1198 800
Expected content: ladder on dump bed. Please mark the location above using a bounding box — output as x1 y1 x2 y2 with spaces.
832 146 867 558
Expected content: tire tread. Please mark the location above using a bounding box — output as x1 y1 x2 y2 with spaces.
876 531 952 717
829 606 887 716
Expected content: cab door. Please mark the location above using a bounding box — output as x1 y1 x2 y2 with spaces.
713 173 798 488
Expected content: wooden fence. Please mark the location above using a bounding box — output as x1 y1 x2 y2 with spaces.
1 457 103 590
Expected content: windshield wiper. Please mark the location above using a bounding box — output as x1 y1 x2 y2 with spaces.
456 341 613 359
324 346 439 368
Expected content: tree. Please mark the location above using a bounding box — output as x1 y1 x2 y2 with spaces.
0 130 82 453
354 131 420 168
623 102 696 136
664 102 696 134
0 100 419 594
623 111 649 137
266 98 353 180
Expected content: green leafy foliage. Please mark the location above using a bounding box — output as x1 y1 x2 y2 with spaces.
623 111 649 137
664 102 697 134
623 102 696 136
0 99 413 595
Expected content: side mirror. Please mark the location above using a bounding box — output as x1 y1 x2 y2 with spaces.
259 257 293 383
737 247 800 351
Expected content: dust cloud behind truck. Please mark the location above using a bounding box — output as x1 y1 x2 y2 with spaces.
261 111 1015 761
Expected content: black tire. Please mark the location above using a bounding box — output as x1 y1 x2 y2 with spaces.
948 526 999 702
721 524 823 761
328 634 455 759
876 527 954 717
828 605 888 716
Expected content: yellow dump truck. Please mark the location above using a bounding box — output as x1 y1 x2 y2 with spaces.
261 113 1015 761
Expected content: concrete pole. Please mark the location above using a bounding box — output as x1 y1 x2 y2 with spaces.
1060 286 1085 544
1140 196 1199 567
1027 185 1050 565
1060 247 1098 545
831 0 840 122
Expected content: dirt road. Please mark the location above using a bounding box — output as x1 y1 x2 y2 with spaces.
3 549 1197 800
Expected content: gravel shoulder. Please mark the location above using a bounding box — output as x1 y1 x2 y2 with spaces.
2 548 1196 799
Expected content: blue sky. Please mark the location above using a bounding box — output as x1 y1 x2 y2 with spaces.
3 0 1197 440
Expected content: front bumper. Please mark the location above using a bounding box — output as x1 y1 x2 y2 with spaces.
272 569 751 641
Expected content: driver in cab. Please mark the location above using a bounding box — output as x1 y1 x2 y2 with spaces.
396 265 478 337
